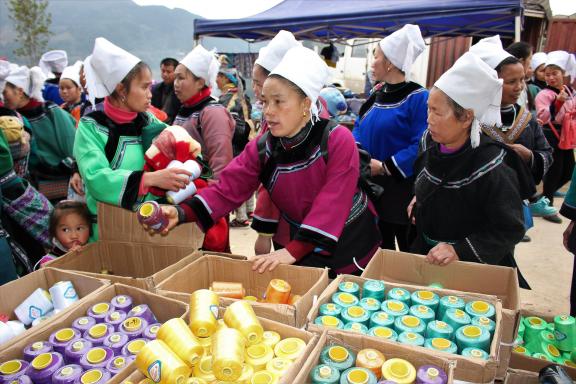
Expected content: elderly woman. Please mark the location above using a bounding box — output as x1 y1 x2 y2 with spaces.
410 52 533 288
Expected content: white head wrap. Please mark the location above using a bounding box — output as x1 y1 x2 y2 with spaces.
546 50 576 80
180 45 220 92
255 30 301 73
378 24 426 82
5 65 47 101
39 50 68 76
0 60 18 96
531 52 548 71
60 61 83 87
468 35 514 69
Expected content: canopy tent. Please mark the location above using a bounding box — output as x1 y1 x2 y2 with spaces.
194 0 523 43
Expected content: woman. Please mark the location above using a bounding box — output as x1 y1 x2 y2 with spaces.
536 50 576 207
3 65 77 203
528 52 548 108
410 52 532 287
59 61 84 124
353 24 428 251
73 37 191 240
505 41 532 109
149 46 381 276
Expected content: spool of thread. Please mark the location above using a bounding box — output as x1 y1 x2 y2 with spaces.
264 279 291 304
409 305 435 325
212 328 245 381
310 364 339 384
338 281 360 296
157 318 203 367
437 296 465 320
64 339 93 365
395 315 426 335
0 321 16 344
340 367 378 384
441 308 471 331
471 316 496 338
238 363 255 383
28 352 65 384
223 300 264 345
381 358 416 384
8 375 32 384
245 343 274 372
75 368 111 384
562 359 576 368
166 160 201 204
455 325 491 353
553 315 576 352
426 320 454 341
518 318 525 338
72 317 96 333
23 341 53 362
144 323 161 340
83 324 114 346
87 303 111 323
79 347 114 370
49 281 78 311
343 322 368 334
273 338 306 360
464 301 496 320
0 360 30 382
381 300 409 318
106 355 135 376
217 319 228 333
189 289 219 338
398 332 425 347
31 315 52 328
250 370 279 384
121 317 149 340
320 345 355 371
104 310 127 331
51 364 83 384
387 288 411 306
332 292 359 309
341 306 371 326
128 304 157 325
416 365 448 384
424 338 458 354
428 283 444 289
266 358 292 377
244 296 259 302
288 294 301 305
261 331 281 349
103 332 129 356
122 338 148 356
356 349 385 379
197 336 212 355
111 295 133 312
14 288 54 326
314 315 344 329
532 353 552 361
360 298 381 315
7 321 25 338
369 311 395 329
210 282 245 299
137 201 168 233
462 347 490 360
320 303 343 318
512 345 531 356
411 291 439 312
136 339 191 384
547 323 555 332
523 316 548 344
362 280 386 301
367 326 398 341
49 328 82 355
193 356 216 383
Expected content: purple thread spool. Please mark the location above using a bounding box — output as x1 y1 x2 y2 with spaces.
119 317 148 340
121 338 148 357
73 368 111 384
51 364 83 384
64 339 93 365
28 352 65 384
103 332 129 356
71 317 96 333
137 201 168 233
127 304 157 324
23 341 53 362
79 347 114 371
104 310 127 331
49 329 81 355
86 303 111 323
144 323 161 340
83 324 114 346
8 375 32 383
110 295 133 312
0 360 30 383
106 355 135 376
416 365 448 384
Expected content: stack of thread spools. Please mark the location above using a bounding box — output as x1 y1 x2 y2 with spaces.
314 280 495 360
512 315 576 367
135 289 307 384
0 294 161 383
310 344 449 384
209 279 301 305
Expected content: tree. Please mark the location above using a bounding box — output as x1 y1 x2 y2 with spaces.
8 0 53 66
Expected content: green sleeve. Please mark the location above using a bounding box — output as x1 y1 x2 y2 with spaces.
0 130 13 175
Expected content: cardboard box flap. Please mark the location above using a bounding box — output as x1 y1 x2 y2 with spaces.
97 202 203 248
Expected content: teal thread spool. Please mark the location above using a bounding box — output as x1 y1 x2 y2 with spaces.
424 337 458 354
553 315 576 352
472 316 496 338
367 326 398 342
437 296 466 320
465 300 496 320
339 281 360 296
531 342 563 362
518 318 525 338
362 280 386 301
426 320 454 340
343 322 368 334
442 308 471 331
320 345 356 371
409 305 435 325
462 347 490 360
455 325 491 353
395 315 426 336
332 292 360 309
381 300 409 318
341 306 371 326
320 303 343 319
547 323 555 332
428 283 443 289
525 330 557 354
532 353 553 362
310 364 340 384
315 315 344 329
386 288 411 306
339 367 378 384
562 352 571 360
369 311 395 329
411 290 440 312
360 298 381 315
398 331 425 347
571 349 576 363
523 316 548 344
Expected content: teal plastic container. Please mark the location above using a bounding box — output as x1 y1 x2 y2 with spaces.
455 325 491 353
409 305 436 325
367 326 398 342
341 306 371 326
332 292 360 309
411 290 440 312
362 280 386 301
320 303 343 319
343 322 368 334
315 315 344 329
437 295 466 320
310 364 340 384
386 288 411 306
462 347 489 360
369 311 395 329
395 315 426 336
426 320 454 340
398 331 425 347
359 297 381 315
338 281 360 296
339 367 378 384
472 316 496 338
465 300 496 320
381 300 409 318
424 337 458 354
442 308 472 331
320 345 356 371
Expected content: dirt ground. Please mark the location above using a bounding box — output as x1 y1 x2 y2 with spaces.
229 194 574 317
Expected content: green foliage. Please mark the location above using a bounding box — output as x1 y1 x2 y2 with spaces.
8 0 52 66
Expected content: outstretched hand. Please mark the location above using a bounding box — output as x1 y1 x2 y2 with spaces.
249 249 296 273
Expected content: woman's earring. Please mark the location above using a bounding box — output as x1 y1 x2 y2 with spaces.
303 111 307 117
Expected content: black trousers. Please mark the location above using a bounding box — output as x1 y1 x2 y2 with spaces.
543 130 575 205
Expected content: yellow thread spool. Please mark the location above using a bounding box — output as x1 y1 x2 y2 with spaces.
381 358 416 384
210 282 246 299
264 279 291 304
212 328 245 381
356 348 385 379
189 289 219 338
193 356 216 382
136 340 191 384
197 336 212 355
262 331 281 349
217 319 229 332
266 358 292 377
288 294 301 306
187 378 207 384
273 338 306 360
250 370 279 384
245 343 274 371
243 296 259 302
223 301 264 345
157 318 204 367
238 363 255 384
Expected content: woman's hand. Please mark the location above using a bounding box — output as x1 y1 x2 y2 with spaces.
426 243 459 266
407 196 416 224
144 168 192 192
254 234 273 255
142 205 180 235
558 87 569 103
370 159 389 177
507 144 533 164
564 221 575 252
70 172 85 196
249 249 296 273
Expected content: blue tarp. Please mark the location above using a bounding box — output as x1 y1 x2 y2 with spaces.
194 0 523 42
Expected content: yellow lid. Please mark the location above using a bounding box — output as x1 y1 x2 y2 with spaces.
565 360 576 368
471 301 489 314
427 367 439 378
123 317 143 332
546 333 555 341
127 339 147 354
471 349 483 357
55 328 75 342
393 289 406 297
431 338 451 350
406 333 418 341
417 291 434 301
343 282 355 290
338 293 356 305
139 202 154 217
417 305 429 314
321 316 340 328
401 316 420 328
271 279 291 292
326 304 336 311
387 301 404 312
328 346 349 362
378 313 389 320
91 303 109 315
72 341 85 351
89 324 108 339
86 348 107 364
113 357 126 368
513 346 527 353
243 296 259 302
447 296 458 303
32 353 53 370
347 306 366 318
247 344 269 359
365 298 377 306
349 323 363 332
529 317 543 326
149 325 159 335
31 342 44 350
547 344 561 357
374 327 393 339
347 368 369 384
436 321 447 329
251 371 277 384
81 369 103 384
478 317 490 326
0 360 22 375
60 366 74 377
462 326 482 339
454 309 465 318
78 318 90 326
390 361 410 378
132 306 142 314
109 334 122 343
319 366 333 378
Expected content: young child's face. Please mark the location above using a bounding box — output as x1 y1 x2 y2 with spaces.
56 213 90 251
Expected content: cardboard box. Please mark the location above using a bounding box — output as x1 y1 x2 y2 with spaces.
504 368 538 384
0 284 189 381
0 267 109 349
156 255 329 327
361 249 520 379
306 274 503 383
294 330 456 383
